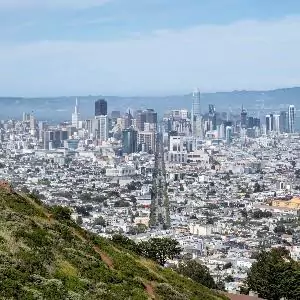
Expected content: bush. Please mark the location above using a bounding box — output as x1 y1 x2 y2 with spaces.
51 206 72 221
174 260 216 289
156 283 188 300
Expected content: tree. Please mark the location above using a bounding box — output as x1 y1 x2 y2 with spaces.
21 186 30 194
274 224 286 234
174 260 215 289
223 262 232 270
80 193 92 202
253 182 262 193
240 208 248 219
245 247 300 300
111 234 137 252
76 216 83 226
224 275 234 283
51 206 71 221
114 200 130 207
252 210 272 219
138 238 182 266
94 216 106 227
130 195 137 204
136 223 147 233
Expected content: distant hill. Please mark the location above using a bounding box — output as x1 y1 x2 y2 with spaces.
0 86 299 121
0 184 227 300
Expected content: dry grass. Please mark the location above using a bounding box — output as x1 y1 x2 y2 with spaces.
56 259 78 277
0 227 29 254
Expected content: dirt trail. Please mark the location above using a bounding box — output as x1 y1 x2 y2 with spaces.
143 282 156 299
93 246 114 269
71 229 114 269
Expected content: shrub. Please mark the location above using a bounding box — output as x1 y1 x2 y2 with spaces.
51 206 72 221
156 283 188 300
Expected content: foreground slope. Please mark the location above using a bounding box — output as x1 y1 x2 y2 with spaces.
0 187 227 300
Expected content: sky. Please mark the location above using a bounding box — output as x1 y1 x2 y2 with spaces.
1 0 300 96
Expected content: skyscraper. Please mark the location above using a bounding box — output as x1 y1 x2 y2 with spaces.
241 106 247 128
124 111 133 129
225 126 233 144
208 104 217 130
247 117 254 129
288 105 295 133
122 128 138 154
95 99 107 117
191 88 201 136
266 114 274 134
192 88 201 118
93 115 109 142
273 114 280 133
72 98 80 128
253 118 261 128
136 109 157 131
280 111 288 133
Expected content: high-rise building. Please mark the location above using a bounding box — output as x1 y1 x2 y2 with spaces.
288 105 295 133
123 111 133 129
225 126 233 144
247 117 254 129
29 114 35 130
266 114 274 134
122 128 138 154
22 112 31 122
193 117 203 139
95 99 107 117
111 111 121 119
171 109 188 120
136 109 157 131
169 135 184 152
192 88 201 117
43 130 67 150
136 110 146 131
241 106 247 128
191 89 201 135
93 115 109 142
138 131 155 153
280 111 288 133
72 98 80 128
253 118 261 128
273 114 280 133
208 104 217 130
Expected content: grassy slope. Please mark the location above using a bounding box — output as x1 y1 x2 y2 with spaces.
0 189 228 300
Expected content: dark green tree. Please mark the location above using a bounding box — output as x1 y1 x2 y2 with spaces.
50 206 71 221
111 234 137 252
76 215 83 226
138 238 182 266
94 216 106 227
174 260 216 289
245 247 300 300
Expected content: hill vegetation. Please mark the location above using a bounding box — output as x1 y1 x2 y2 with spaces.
0 186 227 300
243 247 300 299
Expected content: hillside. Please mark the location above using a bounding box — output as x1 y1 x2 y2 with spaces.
0 185 227 300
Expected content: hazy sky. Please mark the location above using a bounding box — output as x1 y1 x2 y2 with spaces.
1 0 300 96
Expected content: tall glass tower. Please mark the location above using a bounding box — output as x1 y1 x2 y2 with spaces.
191 88 201 136
192 88 201 118
95 99 107 117
288 105 295 133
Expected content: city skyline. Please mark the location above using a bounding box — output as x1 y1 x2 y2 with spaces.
1 1 300 96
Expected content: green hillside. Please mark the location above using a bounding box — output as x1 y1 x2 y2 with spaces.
0 186 227 300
